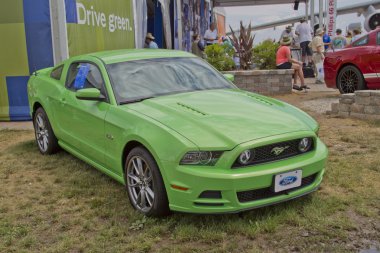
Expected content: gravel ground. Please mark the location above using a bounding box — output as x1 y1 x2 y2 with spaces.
300 97 339 114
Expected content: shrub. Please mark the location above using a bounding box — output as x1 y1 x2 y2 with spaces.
252 39 279 70
204 44 235 71
229 21 255 70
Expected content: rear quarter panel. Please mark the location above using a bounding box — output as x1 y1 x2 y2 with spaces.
27 66 66 138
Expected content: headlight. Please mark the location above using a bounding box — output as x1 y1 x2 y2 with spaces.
238 149 254 165
298 137 312 153
180 151 223 166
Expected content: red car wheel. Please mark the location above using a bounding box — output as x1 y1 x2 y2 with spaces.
337 65 366 94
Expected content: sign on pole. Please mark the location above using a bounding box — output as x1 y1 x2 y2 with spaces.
326 0 337 37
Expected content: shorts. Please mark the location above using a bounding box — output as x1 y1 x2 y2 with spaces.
276 62 292 69
300 41 312 56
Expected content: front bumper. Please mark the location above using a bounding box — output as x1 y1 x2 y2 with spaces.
161 134 328 214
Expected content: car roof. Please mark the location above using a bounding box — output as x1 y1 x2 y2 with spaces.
87 49 196 64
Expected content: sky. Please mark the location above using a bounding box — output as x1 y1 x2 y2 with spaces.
225 0 366 43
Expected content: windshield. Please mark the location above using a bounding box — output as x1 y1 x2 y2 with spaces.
107 57 235 104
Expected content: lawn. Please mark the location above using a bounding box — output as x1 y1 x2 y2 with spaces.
0 93 379 253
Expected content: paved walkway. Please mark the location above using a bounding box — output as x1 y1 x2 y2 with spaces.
0 121 33 130
303 78 337 92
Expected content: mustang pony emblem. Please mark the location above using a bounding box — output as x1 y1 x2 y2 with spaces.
271 146 290 156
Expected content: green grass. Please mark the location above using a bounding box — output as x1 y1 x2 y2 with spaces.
0 113 379 252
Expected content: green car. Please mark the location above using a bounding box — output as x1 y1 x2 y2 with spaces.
28 49 328 216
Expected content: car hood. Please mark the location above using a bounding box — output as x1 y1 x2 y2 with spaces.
125 89 314 149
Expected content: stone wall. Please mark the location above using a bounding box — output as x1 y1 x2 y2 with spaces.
329 90 380 120
223 69 294 95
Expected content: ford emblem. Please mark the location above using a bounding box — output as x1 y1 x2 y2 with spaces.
279 176 298 186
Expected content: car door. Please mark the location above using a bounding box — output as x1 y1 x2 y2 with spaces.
57 59 110 166
351 35 379 85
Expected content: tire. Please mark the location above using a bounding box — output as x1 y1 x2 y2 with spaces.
337 65 366 94
33 107 60 155
125 147 170 217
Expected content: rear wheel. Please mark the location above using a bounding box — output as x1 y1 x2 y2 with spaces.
33 107 60 154
337 65 366 94
125 147 170 217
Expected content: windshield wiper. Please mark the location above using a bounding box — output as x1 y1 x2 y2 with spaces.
119 96 155 105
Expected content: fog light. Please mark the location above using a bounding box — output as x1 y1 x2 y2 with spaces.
299 138 312 153
238 149 253 165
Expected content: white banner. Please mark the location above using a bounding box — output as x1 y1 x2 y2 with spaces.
326 0 337 37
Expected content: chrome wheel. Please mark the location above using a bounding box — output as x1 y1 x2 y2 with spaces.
126 156 155 212
34 113 49 152
339 69 359 93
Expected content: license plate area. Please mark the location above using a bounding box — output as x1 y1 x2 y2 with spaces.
274 170 302 193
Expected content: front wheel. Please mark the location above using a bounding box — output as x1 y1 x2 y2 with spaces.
125 147 170 217
33 107 60 155
337 65 366 94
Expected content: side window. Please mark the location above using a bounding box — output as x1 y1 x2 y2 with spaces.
377 32 380 45
50 65 63 80
66 62 105 94
352 35 369 47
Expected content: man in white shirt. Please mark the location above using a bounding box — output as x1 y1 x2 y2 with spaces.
295 18 313 66
204 23 218 46
280 26 295 43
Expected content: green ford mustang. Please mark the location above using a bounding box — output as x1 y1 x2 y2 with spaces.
28 49 328 216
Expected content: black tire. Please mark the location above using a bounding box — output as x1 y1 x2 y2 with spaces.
33 107 60 155
337 65 366 94
125 147 170 217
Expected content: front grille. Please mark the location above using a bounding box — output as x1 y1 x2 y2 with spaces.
232 138 314 168
237 173 318 203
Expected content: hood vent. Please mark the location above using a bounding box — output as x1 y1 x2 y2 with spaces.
245 94 273 106
176 102 207 116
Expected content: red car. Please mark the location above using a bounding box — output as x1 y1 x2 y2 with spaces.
324 28 380 93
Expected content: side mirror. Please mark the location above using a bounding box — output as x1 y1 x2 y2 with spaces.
223 73 235 82
76 88 105 101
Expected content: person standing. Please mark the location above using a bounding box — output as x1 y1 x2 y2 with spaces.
346 31 353 45
144 33 159 49
191 34 204 58
310 28 325 84
295 17 313 66
276 36 308 91
352 29 362 42
322 30 331 50
204 23 218 46
280 26 295 43
332 29 347 49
